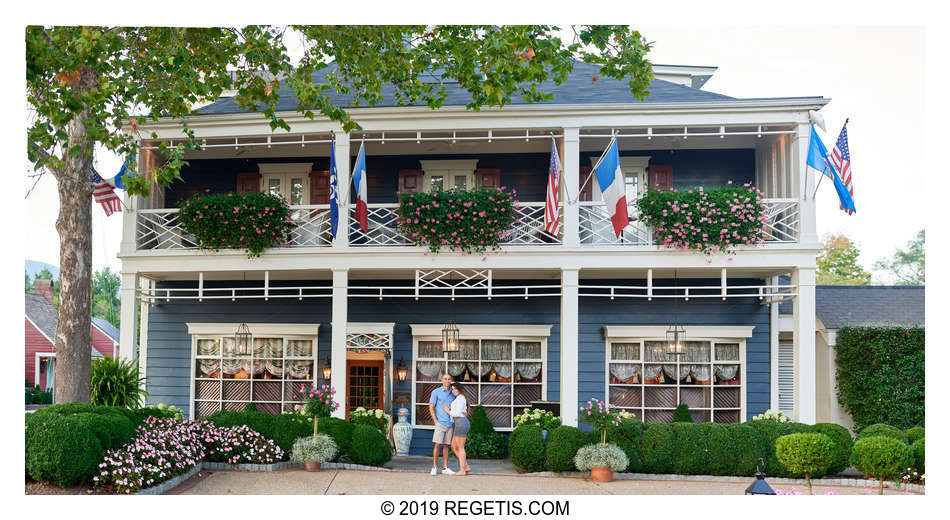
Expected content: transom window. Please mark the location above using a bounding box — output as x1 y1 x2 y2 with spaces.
606 339 743 423
193 334 316 418
413 337 544 430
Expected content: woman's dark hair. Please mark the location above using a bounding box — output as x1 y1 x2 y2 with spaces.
449 383 470 416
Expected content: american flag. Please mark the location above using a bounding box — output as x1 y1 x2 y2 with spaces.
92 171 122 216
827 121 853 215
544 137 561 236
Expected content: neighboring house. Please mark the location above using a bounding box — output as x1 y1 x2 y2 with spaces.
25 282 117 391
777 286 925 429
119 62 832 454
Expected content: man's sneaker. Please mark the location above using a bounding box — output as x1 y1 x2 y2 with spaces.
430 467 439 476
442 467 456 475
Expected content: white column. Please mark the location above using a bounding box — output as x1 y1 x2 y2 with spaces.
137 277 151 382
118 272 139 362
333 131 351 249
120 193 139 256
330 268 348 418
560 268 579 426
794 122 819 247
769 275 780 411
792 267 817 424
561 127 580 248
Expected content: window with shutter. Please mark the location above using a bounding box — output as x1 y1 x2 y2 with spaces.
647 165 674 191
398 169 423 193
236 172 260 194
309 170 330 205
578 166 593 202
475 168 500 188
777 341 795 415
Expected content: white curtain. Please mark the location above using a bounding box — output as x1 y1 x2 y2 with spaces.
643 364 663 380
199 359 219 376
663 364 680 380
481 340 512 360
716 344 740 361
716 364 739 380
687 365 712 383
222 359 250 375
515 362 542 379
266 360 284 377
645 342 670 362
516 342 542 359
287 339 312 357
684 341 711 362
417 361 444 378
609 363 639 381
493 363 513 379
197 339 219 356
448 362 468 377
286 360 310 379
611 343 639 361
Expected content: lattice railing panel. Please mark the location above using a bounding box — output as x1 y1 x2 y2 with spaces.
346 333 391 350
136 209 198 250
287 206 334 247
578 202 651 246
761 199 800 243
503 202 562 245
348 204 411 246
416 269 491 290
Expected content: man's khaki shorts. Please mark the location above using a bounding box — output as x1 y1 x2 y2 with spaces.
432 422 454 444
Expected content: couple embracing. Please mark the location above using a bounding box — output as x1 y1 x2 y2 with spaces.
428 373 471 476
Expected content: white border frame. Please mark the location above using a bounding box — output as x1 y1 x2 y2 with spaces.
409 324 551 431
603 328 749 423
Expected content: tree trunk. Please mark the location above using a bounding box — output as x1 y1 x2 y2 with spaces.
53 75 96 404
313 416 320 437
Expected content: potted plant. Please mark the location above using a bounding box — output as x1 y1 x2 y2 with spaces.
574 443 629 483
299 383 339 436
290 434 338 472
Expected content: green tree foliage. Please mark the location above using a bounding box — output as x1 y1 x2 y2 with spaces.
672 403 693 423
26 25 654 404
25 272 33 292
92 266 120 328
850 436 913 495
834 326 925 430
812 423 853 475
775 433 836 494
874 229 924 285
816 233 872 285
544 425 587 472
31 268 60 306
509 424 545 472
89 356 148 408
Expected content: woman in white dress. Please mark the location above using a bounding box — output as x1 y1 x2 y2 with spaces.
441 382 472 475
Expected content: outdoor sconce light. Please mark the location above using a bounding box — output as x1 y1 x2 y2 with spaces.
666 319 686 357
322 356 332 380
442 319 460 353
396 357 408 382
234 323 252 356
744 458 776 495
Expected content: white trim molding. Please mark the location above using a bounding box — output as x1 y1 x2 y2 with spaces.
409 323 553 338
186 322 320 336
347 322 396 336
603 325 756 339
257 162 315 175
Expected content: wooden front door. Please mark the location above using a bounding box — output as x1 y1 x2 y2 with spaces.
346 360 385 417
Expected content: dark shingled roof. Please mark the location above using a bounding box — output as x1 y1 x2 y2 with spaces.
25 292 57 341
780 285 925 329
197 62 822 116
92 317 121 343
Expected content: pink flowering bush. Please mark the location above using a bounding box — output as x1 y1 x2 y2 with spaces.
634 183 769 255
297 383 339 435
93 416 282 494
178 191 296 257
397 186 517 254
578 398 633 444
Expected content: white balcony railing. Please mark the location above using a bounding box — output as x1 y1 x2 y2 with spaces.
576 198 800 247
134 200 796 252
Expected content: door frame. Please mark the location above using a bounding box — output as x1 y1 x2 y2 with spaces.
258 163 313 205
345 359 385 419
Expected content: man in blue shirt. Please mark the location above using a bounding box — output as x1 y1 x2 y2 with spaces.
428 372 456 475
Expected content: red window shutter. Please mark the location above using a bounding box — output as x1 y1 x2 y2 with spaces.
476 168 501 188
398 169 423 193
648 165 674 191
236 172 260 194
578 166 593 202
310 170 330 205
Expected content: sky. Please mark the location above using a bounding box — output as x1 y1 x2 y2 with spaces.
22 25 925 283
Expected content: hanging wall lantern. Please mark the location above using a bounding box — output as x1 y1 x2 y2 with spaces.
666 319 686 357
396 357 408 382
442 319 460 353
234 323 252 356
322 355 332 380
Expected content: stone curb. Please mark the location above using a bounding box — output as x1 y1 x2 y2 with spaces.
135 465 202 495
519 470 925 493
203 461 303 472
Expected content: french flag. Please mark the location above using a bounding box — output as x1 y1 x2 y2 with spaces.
593 139 628 237
352 141 369 232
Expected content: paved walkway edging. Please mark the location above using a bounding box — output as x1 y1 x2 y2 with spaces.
135 465 202 495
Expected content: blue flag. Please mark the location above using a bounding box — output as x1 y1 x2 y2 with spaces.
807 124 855 212
329 139 339 238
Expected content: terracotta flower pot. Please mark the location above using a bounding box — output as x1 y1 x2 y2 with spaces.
305 460 322 472
590 466 613 483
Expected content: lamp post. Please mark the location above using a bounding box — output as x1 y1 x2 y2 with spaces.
744 458 776 495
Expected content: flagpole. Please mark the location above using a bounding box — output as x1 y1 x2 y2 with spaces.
572 134 615 204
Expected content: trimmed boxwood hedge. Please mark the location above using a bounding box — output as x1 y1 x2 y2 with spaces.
671 422 708 475
856 423 909 444
640 423 674 474
320 417 355 460
812 423 853 475
509 424 545 472
587 418 645 473
906 427 925 444
912 438 925 473
702 423 735 476
834 325 924 430
348 424 392 466
25 413 103 487
725 423 767 476
545 426 586 472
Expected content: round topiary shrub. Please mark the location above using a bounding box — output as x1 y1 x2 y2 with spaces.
671 422 708 475
725 423 767 476
320 417 355 460
70 413 115 450
348 424 392 466
673 404 693 423
912 438 925 474
466 431 506 459
850 435 913 494
775 433 837 494
702 423 735 476
812 423 853 475
509 424 545 472
25 413 104 488
545 425 587 472
906 427 925 444
640 422 674 474
855 423 909 444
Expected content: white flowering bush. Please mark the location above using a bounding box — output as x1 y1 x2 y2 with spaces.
145 402 185 420
574 443 629 472
752 409 790 423
290 434 338 464
350 407 391 436
92 416 283 494
513 408 561 431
